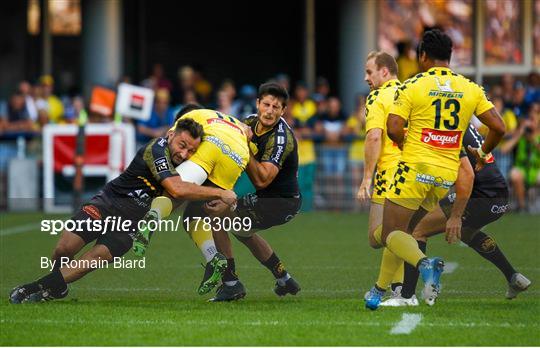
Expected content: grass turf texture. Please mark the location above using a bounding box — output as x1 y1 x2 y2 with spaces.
0 211 539 346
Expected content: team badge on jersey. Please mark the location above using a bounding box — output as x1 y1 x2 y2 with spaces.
153 157 169 173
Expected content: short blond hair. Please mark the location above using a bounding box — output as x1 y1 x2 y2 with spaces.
366 51 398 76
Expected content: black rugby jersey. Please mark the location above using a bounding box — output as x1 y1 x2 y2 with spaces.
462 125 508 198
244 115 299 197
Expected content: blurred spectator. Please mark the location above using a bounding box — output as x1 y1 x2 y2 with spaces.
506 103 540 211
396 40 419 82
500 73 525 117
231 84 257 120
31 84 49 128
343 94 367 200
478 95 518 181
64 96 85 124
220 79 236 101
315 77 330 100
317 96 348 210
18 81 38 123
0 92 35 134
142 63 173 92
193 66 213 104
216 89 233 115
275 73 290 92
522 72 540 114
136 88 175 147
290 82 319 211
40 75 65 124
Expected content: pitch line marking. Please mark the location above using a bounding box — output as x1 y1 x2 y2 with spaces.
0 223 39 236
390 313 423 335
444 262 459 274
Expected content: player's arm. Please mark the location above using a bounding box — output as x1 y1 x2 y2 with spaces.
386 114 407 149
161 176 236 203
387 86 411 149
467 88 506 170
246 152 279 190
357 94 384 201
445 155 474 244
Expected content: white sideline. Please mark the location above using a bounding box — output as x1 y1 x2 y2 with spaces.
444 262 459 274
0 223 39 236
390 313 423 335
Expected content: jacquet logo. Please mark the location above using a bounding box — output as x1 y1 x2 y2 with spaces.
421 128 461 148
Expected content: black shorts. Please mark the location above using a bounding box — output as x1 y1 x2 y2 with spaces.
440 191 509 230
182 194 302 232
70 194 137 257
235 193 302 230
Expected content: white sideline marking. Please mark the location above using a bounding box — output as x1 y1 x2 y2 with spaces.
390 313 423 335
0 223 39 236
444 262 459 274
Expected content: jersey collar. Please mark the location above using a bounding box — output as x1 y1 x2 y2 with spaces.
381 79 401 89
427 67 454 74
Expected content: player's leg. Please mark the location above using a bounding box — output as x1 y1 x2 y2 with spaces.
9 230 88 304
510 167 526 211
367 202 384 249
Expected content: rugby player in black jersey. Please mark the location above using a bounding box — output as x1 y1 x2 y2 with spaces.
380 125 531 306
9 118 237 303
203 82 302 301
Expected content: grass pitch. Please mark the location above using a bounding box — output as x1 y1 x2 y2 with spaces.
0 211 539 346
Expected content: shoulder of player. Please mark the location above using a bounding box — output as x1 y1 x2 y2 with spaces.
143 137 170 160
243 114 258 126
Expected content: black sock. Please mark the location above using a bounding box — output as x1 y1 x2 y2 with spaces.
464 231 516 282
222 258 239 282
37 268 67 297
402 240 427 299
261 252 287 279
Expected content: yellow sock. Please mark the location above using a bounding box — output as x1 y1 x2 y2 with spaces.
385 230 426 268
373 225 383 246
188 222 217 262
150 196 173 219
392 261 404 284
375 248 403 290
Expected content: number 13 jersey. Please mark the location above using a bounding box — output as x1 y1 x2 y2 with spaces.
389 67 494 171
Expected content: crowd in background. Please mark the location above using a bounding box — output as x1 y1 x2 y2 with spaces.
1 60 539 213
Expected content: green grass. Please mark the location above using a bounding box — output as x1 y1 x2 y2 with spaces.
0 211 539 346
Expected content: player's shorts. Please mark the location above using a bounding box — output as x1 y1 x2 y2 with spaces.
439 189 509 229
182 193 302 238
189 135 249 190
70 192 137 257
233 193 302 237
372 168 395 204
386 161 458 212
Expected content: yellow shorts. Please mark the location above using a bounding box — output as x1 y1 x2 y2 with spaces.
386 161 458 212
371 168 395 205
190 135 249 190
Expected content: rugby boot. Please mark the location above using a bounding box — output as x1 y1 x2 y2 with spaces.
418 257 444 306
132 210 159 256
274 277 301 297
364 286 385 310
506 273 531 299
24 287 69 303
380 294 419 307
209 281 246 302
9 283 41 304
198 253 228 295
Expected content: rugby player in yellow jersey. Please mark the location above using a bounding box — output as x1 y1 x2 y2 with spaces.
356 51 406 295
133 105 250 295
365 29 506 309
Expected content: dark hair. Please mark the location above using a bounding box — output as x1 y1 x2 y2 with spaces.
418 29 453 61
258 82 289 107
174 103 203 122
174 117 204 139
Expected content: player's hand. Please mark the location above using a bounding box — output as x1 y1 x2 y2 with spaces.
204 199 229 216
445 216 462 244
241 123 253 141
466 145 487 171
356 179 372 202
220 190 238 209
